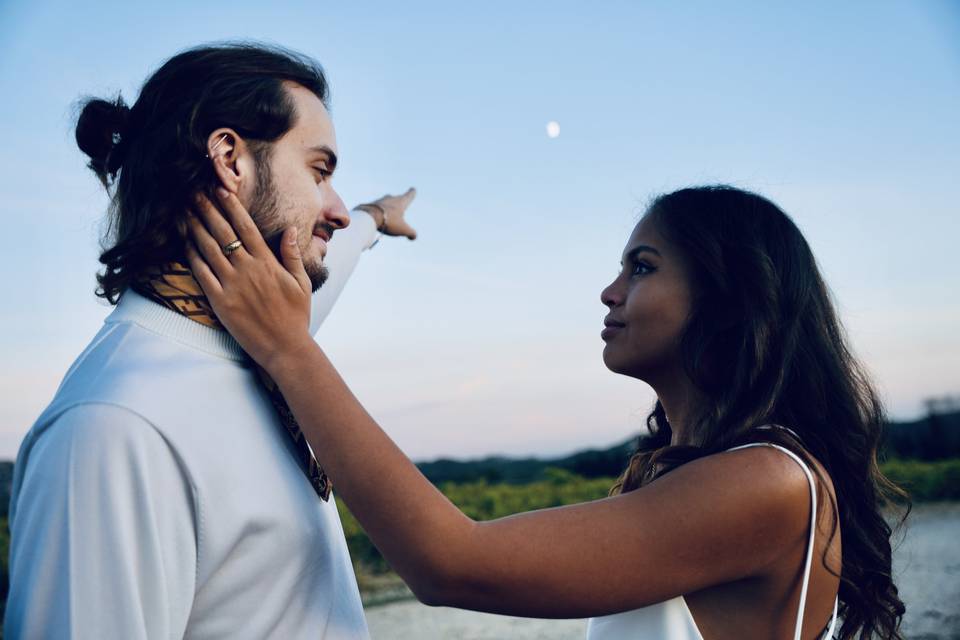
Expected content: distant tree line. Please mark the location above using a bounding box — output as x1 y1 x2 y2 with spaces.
882 400 960 461
417 405 960 485
0 405 956 513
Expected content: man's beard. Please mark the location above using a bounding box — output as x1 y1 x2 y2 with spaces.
250 147 328 293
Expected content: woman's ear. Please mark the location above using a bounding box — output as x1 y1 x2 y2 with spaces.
206 129 249 196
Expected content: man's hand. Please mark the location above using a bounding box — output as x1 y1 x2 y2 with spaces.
354 187 418 240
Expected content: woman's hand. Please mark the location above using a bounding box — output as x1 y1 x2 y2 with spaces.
184 188 314 373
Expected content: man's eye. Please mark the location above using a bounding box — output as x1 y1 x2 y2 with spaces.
314 167 332 182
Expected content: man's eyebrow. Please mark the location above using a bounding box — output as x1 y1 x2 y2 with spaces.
308 145 338 170
620 245 662 265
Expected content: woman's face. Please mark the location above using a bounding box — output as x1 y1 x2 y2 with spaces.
600 214 694 381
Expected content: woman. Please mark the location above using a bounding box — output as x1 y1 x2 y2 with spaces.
185 184 908 639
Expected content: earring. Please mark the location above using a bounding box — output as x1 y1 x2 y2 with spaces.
205 134 228 159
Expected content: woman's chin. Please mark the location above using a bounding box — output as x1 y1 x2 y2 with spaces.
602 346 627 375
603 348 653 382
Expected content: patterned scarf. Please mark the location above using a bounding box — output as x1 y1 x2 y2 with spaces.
132 262 332 501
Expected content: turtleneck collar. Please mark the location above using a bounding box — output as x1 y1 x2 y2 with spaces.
106 288 248 363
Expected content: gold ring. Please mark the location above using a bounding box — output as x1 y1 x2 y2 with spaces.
222 239 243 255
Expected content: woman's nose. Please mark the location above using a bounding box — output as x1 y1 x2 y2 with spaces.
601 278 622 308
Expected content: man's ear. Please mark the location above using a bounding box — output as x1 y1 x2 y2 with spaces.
206 129 253 197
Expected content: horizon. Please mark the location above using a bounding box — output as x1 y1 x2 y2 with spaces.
1 1 958 462
0 404 957 467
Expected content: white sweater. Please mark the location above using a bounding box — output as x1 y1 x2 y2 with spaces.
5 212 380 639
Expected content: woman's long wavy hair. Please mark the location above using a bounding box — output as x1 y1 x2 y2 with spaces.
74 42 329 303
609 186 909 639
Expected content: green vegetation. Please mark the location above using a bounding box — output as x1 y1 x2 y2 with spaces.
1 452 957 610
881 458 960 502
340 458 960 599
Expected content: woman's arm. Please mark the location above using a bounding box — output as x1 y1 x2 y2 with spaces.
184 190 813 618
266 342 812 617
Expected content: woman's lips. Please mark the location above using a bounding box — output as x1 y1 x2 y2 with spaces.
601 320 625 341
601 325 623 340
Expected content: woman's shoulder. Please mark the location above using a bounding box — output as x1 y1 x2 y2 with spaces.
674 432 833 536
723 425 837 500
715 428 840 552
621 440 825 584
644 439 813 527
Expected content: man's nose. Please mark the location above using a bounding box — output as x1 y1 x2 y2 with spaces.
325 190 350 229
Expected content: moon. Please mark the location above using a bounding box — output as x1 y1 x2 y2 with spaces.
546 121 560 138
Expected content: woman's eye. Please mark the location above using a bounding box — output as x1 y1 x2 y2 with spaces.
630 261 655 277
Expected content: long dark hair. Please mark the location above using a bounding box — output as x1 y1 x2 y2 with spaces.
74 42 329 303
610 186 909 639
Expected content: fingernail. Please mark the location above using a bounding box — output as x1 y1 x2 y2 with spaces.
288 228 298 243
217 187 230 198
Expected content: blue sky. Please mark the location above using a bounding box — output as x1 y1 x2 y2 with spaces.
0 1 958 460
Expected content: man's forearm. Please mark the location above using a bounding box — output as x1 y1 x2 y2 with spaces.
308 209 379 335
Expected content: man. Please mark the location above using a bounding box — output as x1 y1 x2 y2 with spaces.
5 43 416 638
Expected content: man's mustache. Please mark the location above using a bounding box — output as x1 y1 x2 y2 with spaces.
264 223 336 257
313 222 337 243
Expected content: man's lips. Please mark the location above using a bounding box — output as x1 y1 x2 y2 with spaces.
310 226 335 258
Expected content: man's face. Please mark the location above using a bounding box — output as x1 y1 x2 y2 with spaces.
244 83 349 292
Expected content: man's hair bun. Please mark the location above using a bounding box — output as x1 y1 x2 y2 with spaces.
75 95 131 187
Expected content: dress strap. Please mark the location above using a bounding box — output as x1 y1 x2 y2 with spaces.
755 423 803 442
724 441 839 639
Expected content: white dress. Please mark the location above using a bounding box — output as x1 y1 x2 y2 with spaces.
586 429 840 640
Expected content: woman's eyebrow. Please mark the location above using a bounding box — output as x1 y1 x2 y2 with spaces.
621 245 662 265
